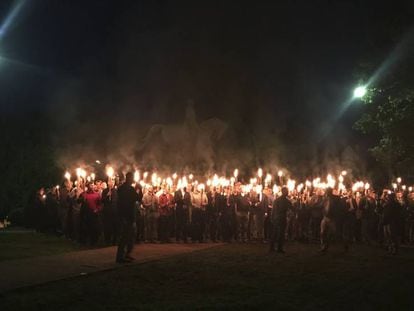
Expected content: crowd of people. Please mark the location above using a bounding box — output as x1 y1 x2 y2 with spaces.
27 169 414 261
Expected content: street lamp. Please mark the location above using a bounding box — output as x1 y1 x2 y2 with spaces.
353 86 367 98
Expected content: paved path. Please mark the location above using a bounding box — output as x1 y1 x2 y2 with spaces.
0 243 221 293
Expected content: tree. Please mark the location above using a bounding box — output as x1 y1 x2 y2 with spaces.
354 84 414 180
0 111 61 221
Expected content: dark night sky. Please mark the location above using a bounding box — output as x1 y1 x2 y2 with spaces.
1 0 413 173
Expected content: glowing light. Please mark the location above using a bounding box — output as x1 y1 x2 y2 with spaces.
64 172 71 180
143 172 148 179
364 183 370 190
397 177 402 183
352 181 364 192
106 166 114 179
277 170 283 177
151 173 157 185
76 168 87 179
76 168 82 178
265 173 272 184
182 176 188 188
409 186 413 192
90 173 95 181
402 185 406 191
189 174 194 180
212 174 219 187
172 173 178 180
95 160 101 164
234 169 239 178
327 174 336 188
134 171 140 183
353 86 367 98
287 179 296 192
392 183 397 190
341 170 347 176
338 175 344 183
0 0 27 41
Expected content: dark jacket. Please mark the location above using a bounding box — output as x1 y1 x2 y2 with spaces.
272 196 292 224
117 183 139 222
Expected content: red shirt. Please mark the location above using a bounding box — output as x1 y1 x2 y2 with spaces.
158 193 171 216
83 191 102 213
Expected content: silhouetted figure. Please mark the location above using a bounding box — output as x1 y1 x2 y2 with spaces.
116 172 139 263
269 187 292 253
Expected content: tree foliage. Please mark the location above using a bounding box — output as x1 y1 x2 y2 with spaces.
354 85 414 178
0 111 61 220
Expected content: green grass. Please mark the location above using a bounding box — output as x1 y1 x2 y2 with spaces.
2 242 414 310
0 230 79 262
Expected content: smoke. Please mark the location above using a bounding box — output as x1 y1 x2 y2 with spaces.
45 1 371 178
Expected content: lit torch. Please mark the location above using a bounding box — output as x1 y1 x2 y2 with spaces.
234 169 239 182
257 168 263 185
106 166 114 182
278 170 283 185
265 173 272 187
134 170 140 183
64 171 71 181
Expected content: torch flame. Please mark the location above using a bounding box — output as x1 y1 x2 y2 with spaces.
106 166 114 179
134 171 140 183
64 171 71 180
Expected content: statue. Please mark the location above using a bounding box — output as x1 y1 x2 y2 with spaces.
138 101 228 170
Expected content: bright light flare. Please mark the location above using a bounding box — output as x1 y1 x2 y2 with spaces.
353 86 367 98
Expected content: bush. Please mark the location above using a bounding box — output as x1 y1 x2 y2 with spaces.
7 208 25 227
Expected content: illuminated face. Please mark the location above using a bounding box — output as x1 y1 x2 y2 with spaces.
64 180 73 189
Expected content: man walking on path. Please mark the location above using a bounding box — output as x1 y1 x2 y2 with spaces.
116 172 140 263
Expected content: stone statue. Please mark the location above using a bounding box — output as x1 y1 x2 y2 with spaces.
138 102 228 169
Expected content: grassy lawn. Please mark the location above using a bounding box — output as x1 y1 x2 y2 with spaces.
2 242 414 310
0 230 79 262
